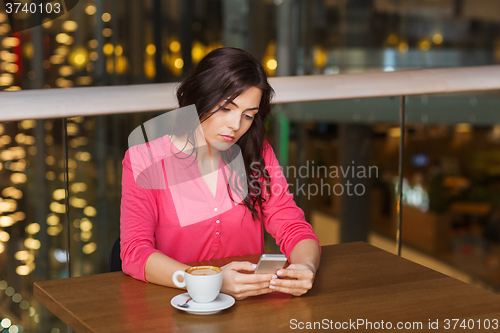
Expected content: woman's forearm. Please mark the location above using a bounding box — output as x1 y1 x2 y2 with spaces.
289 239 321 274
144 252 190 288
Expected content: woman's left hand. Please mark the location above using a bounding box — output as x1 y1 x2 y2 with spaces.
269 263 315 296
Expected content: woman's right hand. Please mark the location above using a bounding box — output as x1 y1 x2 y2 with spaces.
220 261 274 300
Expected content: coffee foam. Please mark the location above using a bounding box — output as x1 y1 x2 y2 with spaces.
187 266 222 276
190 268 218 275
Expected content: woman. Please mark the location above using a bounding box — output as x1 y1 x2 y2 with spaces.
120 47 320 300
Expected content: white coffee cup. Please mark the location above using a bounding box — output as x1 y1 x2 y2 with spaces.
172 266 223 303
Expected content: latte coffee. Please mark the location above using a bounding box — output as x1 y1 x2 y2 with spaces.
189 268 219 276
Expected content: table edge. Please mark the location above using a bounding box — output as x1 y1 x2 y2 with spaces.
34 281 96 333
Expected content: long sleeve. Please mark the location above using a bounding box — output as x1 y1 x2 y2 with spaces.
260 142 320 258
120 148 162 282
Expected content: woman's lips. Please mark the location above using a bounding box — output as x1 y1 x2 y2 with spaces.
220 135 235 142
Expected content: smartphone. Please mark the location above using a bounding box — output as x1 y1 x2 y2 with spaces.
254 254 288 274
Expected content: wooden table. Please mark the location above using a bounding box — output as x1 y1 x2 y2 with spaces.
34 242 500 332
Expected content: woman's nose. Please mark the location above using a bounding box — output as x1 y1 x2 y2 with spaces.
227 113 240 131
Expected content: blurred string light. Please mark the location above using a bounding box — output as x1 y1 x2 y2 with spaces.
55 78 74 88
0 318 11 328
419 39 431 51
67 123 79 135
432 33 443 45
25 223 40 235
11 173 27 184
398 42 409 53
0 135 11 145
88 39 98 49
169 41 180 53
80 219 92 232
174 58 183 69
85 5 96 15
71 182 87 193
69 116 84 123
1 51 18 62
83 206 97 217
58 171 75 181
50 202 66 214
262 41 277 76
23 42 34 59
2 37 20 48
83 242 97 254
59 66 75 77
146 44 156 56
62 21 78 32
490 124 500 143
69 137 89 148
24 238 40 250
75 152 91 161
162 39 184 77
191 41 206 64
45 135 54 145
0 230 10 242
455 123 472 133
0 277 36 330
42 17 53 29
102 13 111 22
47 211 63 235
2 186 23 200
76 76 93 86
0 199 17 213
54 248 68 263
55 46 69 56
266 59 277 70
47 213 59 226
313 46 327 68
144 42 157 78
386 33 398 46
53 189 66 201
69 48 89 69
50 54 65 65
15 133 35 145
103 43 114 55
56 33 72 45
70 197 87 208
0 73 14 86
102 28 112 37
115 56 129 75
90 51 98 61
115 45 123 56
19 120 35 130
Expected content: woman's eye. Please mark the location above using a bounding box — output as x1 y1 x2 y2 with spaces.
244 114 254 120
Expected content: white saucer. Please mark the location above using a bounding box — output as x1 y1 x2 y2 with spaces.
171 293 235 315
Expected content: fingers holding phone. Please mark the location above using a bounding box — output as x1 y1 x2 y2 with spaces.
221 261 274 300
269 263 315 296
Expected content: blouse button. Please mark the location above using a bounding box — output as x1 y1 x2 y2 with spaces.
216 220 220 224
216 232 220 235
214 208 218 211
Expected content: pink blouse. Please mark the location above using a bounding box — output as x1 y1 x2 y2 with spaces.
120 135 319 282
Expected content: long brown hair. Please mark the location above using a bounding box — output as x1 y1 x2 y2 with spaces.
176 47 274 221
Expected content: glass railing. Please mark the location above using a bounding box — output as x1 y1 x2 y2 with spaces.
0 67 500 332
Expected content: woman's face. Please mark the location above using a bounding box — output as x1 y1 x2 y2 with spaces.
200 86 262 150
